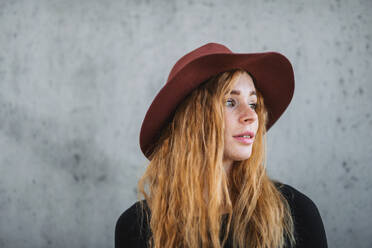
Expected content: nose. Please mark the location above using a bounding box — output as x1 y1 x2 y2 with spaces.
239 104 257 124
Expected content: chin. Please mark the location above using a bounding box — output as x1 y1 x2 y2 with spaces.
235 154 252 161
224 145 253 162
229 151 253 161
236 148 253 159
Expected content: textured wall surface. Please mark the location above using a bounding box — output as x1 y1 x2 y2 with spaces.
0 0 371 247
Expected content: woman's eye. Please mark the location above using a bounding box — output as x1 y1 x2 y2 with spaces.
225 98 236 107
250 103 257 110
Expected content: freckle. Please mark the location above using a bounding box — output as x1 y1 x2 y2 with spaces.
336 117 342 123
339 78 344 85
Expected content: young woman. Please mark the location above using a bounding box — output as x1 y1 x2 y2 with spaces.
115 43 328 248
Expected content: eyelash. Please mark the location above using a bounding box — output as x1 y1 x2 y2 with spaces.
226 98 257 110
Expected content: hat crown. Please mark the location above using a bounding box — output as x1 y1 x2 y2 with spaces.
166 43 232 83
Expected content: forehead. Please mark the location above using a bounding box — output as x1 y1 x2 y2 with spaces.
230 72 256 95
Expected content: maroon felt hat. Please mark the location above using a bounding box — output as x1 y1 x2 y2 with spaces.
140 42 294 158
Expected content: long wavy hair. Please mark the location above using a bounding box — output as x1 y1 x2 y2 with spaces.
137 69 296 248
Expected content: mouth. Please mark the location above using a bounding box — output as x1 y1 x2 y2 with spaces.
233 131 255 144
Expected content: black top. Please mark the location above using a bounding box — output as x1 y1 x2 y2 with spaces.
115 183 328 248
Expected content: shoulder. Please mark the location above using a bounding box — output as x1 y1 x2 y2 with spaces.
116 200 150 223
115 200 151 248
275 182 318 212
275 182 328 248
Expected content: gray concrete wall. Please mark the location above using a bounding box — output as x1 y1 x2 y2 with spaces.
0 0 371 247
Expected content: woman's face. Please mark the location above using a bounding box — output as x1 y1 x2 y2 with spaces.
223 72 259 166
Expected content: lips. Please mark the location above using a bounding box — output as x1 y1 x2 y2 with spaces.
233 131 255 145
233 131 255 138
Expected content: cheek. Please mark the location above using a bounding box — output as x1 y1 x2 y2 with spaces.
223 112 234 134
254 113 259 129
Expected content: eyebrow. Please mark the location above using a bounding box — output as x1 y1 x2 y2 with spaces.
230 90 257 96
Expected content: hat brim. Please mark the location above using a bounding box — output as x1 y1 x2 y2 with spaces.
140 52 294 158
